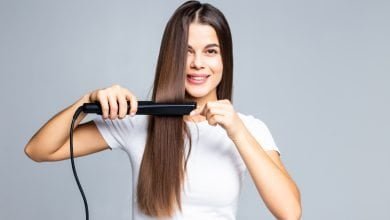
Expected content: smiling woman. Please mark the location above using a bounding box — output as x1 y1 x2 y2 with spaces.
24 1 301 219
139 1 236 216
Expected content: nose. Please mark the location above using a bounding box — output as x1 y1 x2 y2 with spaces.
190 53 204 69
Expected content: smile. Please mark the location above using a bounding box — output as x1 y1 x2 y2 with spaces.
187 75 210 85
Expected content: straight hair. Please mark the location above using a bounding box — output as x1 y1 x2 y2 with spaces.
137 1 234 217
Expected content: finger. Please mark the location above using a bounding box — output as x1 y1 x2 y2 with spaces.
201 101 228 115
126 91 138 116
192 101 225 116
97 91 109 119
205 107 227 121
216 100 235 112
200 102 213 116
107 94 118 120
208 114 224 126
190 103 204 116
190 107 201 116
117 94 127 119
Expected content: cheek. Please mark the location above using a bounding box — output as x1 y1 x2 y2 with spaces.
208 57 223 73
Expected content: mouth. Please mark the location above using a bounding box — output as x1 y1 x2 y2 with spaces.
186 74 210 85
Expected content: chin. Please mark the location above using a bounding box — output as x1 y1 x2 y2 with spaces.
185 88 214 99
186 91 207 98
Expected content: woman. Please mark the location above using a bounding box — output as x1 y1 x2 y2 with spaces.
24 1 301 219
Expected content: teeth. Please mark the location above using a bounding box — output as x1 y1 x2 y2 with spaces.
191 77 206 80
188 75 208 81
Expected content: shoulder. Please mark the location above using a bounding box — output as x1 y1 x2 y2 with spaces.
237 111 280 154
237 112 268 129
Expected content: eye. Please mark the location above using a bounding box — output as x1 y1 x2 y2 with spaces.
206 49 218 54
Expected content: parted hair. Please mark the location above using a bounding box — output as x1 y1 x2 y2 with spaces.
137 1 233 217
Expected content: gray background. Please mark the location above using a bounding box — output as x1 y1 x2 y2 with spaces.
1 0 389 219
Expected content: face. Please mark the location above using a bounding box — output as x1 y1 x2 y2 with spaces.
185 23 223 103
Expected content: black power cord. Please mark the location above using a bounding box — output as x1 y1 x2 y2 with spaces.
69 101 196 220
70 106 89 220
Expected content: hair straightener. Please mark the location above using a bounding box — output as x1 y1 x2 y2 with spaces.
71 101 196 220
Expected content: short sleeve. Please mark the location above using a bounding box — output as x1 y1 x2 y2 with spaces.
240 114 281 155
93 116 127 150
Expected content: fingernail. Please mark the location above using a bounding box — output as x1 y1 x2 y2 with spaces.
190 110 196 116
130 112 135 116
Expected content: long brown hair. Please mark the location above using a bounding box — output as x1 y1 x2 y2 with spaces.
137 1 234 217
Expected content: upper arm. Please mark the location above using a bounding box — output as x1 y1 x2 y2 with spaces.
46 120 110 162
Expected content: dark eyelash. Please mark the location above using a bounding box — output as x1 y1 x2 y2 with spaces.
207 49 217 54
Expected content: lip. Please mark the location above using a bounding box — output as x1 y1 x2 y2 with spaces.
186 74 210 85
187 73 210 77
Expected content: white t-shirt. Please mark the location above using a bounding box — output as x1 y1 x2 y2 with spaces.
93 112 280 220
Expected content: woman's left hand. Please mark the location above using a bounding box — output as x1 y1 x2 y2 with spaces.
189 99 247 141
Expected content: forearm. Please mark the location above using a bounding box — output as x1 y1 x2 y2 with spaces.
25 94 91 161
232 129 301 219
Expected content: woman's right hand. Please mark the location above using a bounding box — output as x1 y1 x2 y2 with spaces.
89 84 138 120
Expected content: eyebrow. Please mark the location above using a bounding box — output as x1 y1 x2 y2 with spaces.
188 43 220 49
